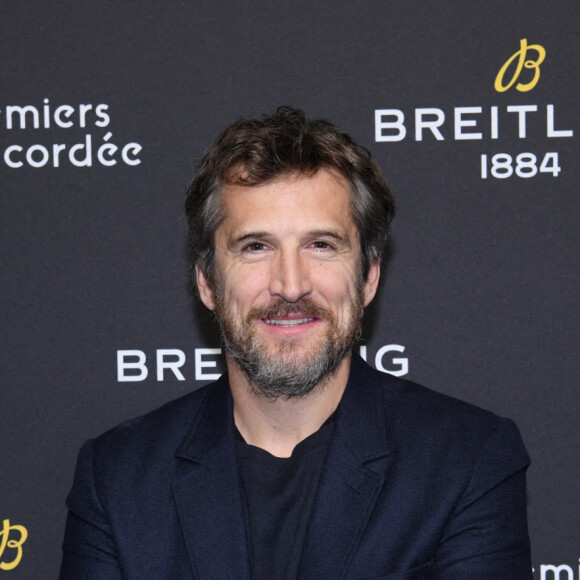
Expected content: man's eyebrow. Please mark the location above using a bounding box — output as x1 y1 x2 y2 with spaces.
227 232 270 249
308 229 352 247
227 229 352 249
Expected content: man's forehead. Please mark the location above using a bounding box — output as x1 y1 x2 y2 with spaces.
217 170 353 231
221 169 350 206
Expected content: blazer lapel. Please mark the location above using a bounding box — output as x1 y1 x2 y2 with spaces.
298 355 395 579
172 377 251 580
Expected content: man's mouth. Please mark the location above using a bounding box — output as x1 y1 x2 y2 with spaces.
263 318 314 327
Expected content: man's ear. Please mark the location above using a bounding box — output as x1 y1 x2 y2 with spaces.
195 265 216 311
362 260 380 307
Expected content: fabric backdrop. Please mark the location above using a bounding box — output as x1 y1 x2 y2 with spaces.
1 1 578 577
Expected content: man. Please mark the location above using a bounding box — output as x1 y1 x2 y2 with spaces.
60 107 532 579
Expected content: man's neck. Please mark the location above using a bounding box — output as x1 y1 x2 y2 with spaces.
227 354 351 458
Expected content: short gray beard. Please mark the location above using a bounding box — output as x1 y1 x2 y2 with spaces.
213 291 364 400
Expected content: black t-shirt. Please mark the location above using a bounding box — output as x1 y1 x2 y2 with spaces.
235 415 335 580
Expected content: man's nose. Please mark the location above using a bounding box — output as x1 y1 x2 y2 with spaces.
268 250 313 303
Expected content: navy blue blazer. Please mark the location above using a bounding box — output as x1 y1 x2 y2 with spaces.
60 356 532 579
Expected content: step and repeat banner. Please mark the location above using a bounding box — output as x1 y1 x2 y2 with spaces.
1 1 578 578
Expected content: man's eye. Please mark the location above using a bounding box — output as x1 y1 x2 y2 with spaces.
312 241 331 249
245 242 266 251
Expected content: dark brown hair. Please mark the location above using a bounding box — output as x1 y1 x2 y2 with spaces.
185 106 395 287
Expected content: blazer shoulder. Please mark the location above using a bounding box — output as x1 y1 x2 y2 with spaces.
352 357 529 463
90 378 223 464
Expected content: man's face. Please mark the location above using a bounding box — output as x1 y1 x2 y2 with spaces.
196 169 380 398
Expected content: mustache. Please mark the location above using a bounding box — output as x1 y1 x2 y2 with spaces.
246 298 333 322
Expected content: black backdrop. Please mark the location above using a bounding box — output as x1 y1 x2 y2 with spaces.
1 2 578 578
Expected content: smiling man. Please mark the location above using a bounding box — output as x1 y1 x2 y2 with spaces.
60 107 532 579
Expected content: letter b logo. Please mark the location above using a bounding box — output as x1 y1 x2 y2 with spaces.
495 38 546 92
0 519 28 571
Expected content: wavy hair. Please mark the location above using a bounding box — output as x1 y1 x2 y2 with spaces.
185 106 395 289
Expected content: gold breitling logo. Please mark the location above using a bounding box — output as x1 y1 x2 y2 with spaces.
495 38 546 92
0 519 28 571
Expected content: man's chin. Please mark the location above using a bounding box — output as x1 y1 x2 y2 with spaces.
236 338 350 397
255 336 328 362
219 307 361 397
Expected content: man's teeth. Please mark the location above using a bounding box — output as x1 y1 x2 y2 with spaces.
264 318 313 327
